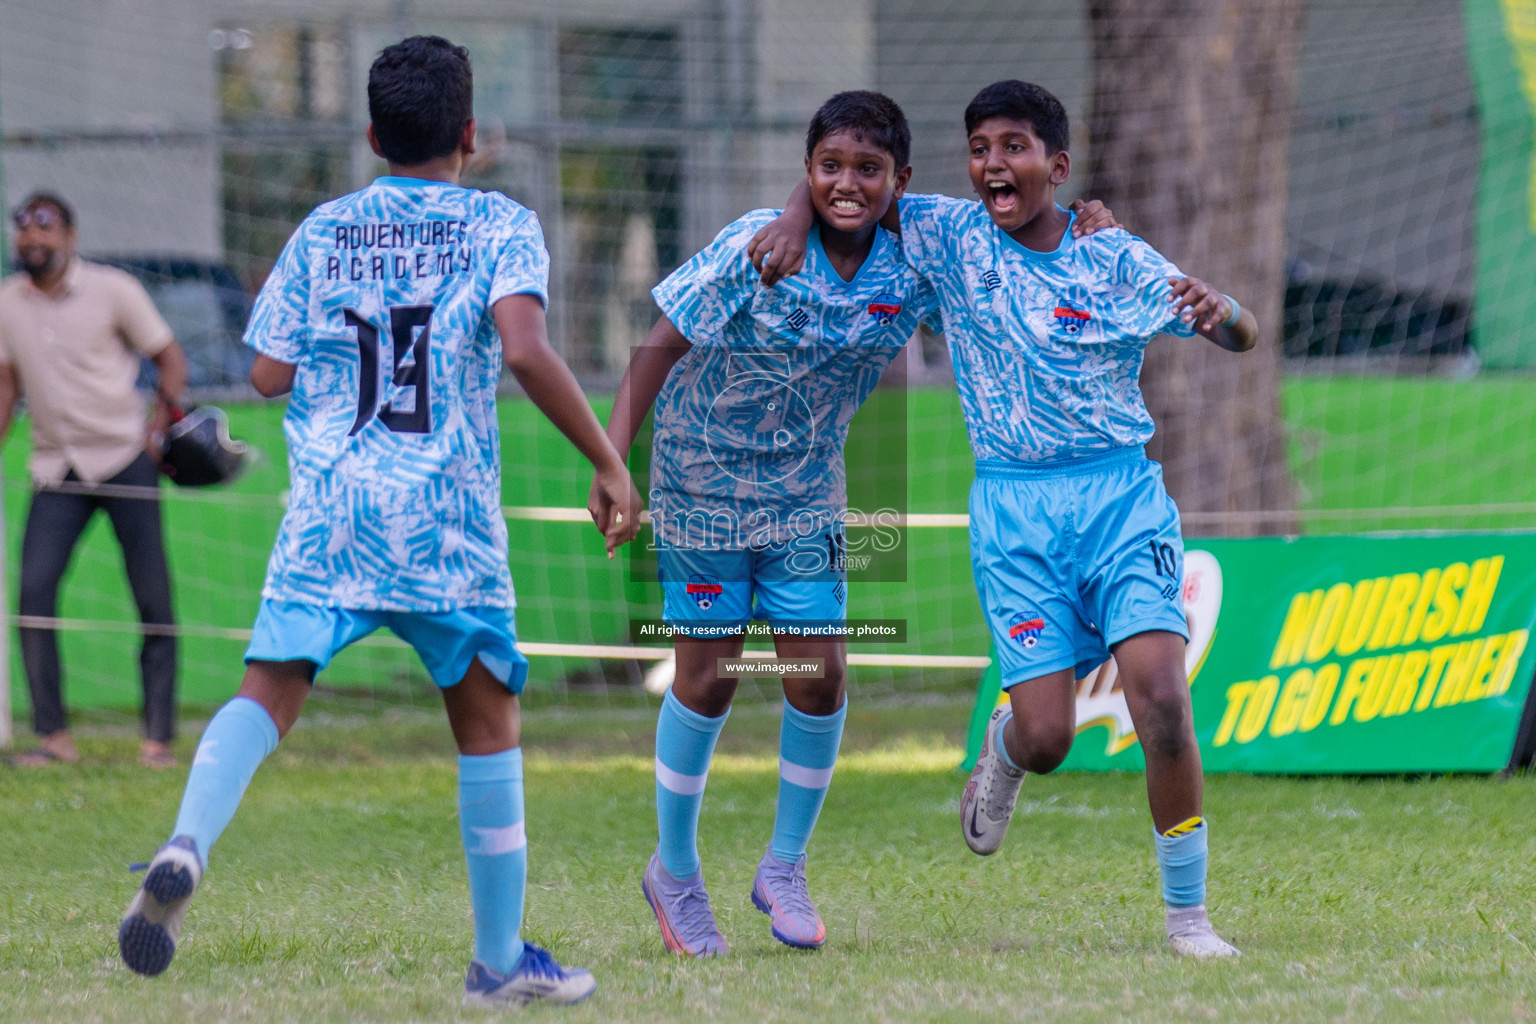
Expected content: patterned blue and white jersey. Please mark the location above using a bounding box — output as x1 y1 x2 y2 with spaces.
245 176 549 611
898 193 1196 464
649 210 938 548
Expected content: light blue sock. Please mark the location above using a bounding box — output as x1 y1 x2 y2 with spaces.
171 696 279 860
1154 817 1209 907
770 699 847 862
993 709 1022 771
459 748 526 975
654 689 728 879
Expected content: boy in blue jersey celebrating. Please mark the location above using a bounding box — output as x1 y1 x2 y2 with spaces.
118 37 640 1007
598 92 1117 958
754 81 1256 958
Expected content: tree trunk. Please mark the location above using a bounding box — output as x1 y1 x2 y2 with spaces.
1086 0 1306 536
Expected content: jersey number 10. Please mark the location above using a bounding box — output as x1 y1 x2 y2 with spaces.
345 305 434 435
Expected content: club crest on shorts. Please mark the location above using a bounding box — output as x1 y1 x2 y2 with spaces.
1007 613 1046 648
686 574 723 611
1053 305 1091 334
866 292 903 326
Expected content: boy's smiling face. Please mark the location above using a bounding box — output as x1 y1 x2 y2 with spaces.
805 129 911 236
968 116 1070 233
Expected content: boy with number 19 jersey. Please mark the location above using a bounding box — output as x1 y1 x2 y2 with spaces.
253 182 537 614
118 36 638 1010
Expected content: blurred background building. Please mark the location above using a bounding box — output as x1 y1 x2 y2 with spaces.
0 0 1484 379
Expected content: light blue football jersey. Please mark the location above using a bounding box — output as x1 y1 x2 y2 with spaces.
649 210 939 548
244 176 549 611
898 193 1196 464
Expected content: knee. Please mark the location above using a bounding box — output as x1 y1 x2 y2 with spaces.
1012 714 1073 774
790 684 844 718
671 664 735 719
814 656 847 708
1134 675 1194 759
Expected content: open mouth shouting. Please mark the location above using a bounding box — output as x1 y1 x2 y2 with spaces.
983 180 1019 214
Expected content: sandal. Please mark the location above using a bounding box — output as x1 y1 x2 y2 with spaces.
138 744 178 770
13 746 78 767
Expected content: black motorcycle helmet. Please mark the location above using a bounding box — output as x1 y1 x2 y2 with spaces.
161 405 249 487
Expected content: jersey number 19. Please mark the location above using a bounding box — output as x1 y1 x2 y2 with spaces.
345 305 434 436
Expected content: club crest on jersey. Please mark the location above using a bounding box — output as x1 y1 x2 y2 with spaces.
867 292 903 326
785 308 810 333
1007 613 1046 648
1053 305 1091 334
686 574 724 611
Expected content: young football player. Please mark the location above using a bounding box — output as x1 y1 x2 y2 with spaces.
598 91 1117 957
117 36 640 1007
752 80 1256 958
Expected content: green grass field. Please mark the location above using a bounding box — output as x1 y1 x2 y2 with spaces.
6 696 1536 1023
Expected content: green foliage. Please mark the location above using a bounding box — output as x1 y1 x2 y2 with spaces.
4 696 1536 1022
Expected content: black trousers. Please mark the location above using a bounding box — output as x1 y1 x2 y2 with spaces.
20 452 177 742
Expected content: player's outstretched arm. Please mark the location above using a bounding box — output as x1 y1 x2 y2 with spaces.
604 315 693 457
250 355 297 397
1168 276 1258 352
590 314 691 507
494 293 642 557
749 187 1124 288
588 315 692 541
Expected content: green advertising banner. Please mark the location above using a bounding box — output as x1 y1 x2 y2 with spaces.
967 534 1536 774
1467 0 1536 368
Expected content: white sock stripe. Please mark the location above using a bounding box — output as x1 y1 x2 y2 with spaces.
779 757 835 790
654 757 709 796
468 821 526 856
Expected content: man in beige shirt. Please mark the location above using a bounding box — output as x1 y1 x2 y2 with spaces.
0 192 188 768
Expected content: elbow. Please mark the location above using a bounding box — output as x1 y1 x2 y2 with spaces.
1225 317 1259 353
501 350 531 377
501 338 549 377
249 367 293 398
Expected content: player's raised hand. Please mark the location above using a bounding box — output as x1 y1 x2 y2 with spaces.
1168 276 1230 333
589 465 643 559
1069 198 1120 237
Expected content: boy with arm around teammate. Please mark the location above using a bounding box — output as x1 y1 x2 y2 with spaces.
602 91 1119 958
753 79 1255 957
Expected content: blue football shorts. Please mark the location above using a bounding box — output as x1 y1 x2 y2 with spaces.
969 447 1190 688
658 526 848 639
245 599 528 693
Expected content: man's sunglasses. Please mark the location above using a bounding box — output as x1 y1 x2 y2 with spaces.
11 207 63 229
